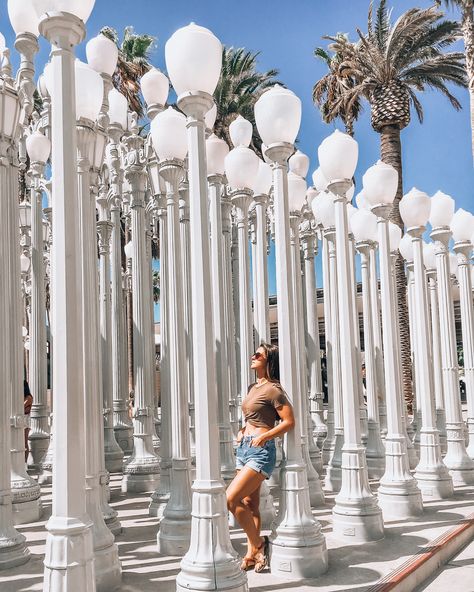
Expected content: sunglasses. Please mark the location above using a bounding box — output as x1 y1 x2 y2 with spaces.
251 352 265 360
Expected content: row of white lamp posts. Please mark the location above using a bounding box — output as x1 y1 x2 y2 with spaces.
1 1 474 591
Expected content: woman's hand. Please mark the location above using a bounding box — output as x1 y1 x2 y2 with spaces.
250 434 268 447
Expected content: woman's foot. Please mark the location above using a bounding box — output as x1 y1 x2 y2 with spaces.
240 555 256 571
254 536 270 573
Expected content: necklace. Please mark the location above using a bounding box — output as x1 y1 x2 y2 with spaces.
255 379 268 388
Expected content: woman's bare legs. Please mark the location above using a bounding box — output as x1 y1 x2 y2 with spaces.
227 466 265 556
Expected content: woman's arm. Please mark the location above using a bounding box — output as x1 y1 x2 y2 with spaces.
250 403 295 447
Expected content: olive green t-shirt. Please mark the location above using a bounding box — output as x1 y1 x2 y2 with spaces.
242 381 289 429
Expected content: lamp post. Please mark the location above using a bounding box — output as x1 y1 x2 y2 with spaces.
315 192 344 491
106 92 133 453
400 188 453 500
351 209 385 479
151 106 193 555
0 31 30 570
431 200 474 481
300 201 326 449
288 171 325 505
34 0 98 587
255 85 327 577
451 209 474 460
387 225 418 470
122 116 160 493
252 160 272 345
25 130 51 473
423 242 448 456
4 7 42 526
318 132 383 541
166 23 248 592
361 163 422 518
225 123 259 415
206 133 236 483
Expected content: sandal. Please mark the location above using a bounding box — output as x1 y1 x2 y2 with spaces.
240 556 256 571
254 536 270 573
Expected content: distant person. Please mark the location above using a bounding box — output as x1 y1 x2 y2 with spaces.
226 343 295 573
24 379 32 462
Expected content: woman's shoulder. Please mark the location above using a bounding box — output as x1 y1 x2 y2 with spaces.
266 382 287 396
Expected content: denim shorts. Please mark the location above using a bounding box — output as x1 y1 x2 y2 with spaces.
235 435 276 479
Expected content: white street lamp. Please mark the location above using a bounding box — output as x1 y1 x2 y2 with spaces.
319 133 383 540
430 193 474 483
25 131 51 474
226 134 259 421
152 107 193 556
108 89 128 131
166 23 247 592
288 172 325 502
423 241 448 454
314 192 344 490
33 0 97 587
451 209 474 460
289 149 310 178
400 188 453 500
364 163 423 518
351 208 386 479
141 67 169 119
205 133 237 487
256 84 328 577
229 114 253 147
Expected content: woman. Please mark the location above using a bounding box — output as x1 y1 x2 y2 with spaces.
226 343 295 572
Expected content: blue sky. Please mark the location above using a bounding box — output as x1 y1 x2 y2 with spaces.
1 0 472 318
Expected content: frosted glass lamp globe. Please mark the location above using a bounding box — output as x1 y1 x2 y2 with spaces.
206 133 229 176
288 171 307 213
429 190 455 228
254 85 301 146
229 115 252 148
398 233 414 263
289 150 310 178
8 0 40 35
32 0 95 23
150 107 188 161
108 88 128 130
451 208 474 243
362 160 398 206
165 23 222 96
350 208 377 243
26 130 51 163
318 129 358 183
399 187 431 228
253 160 272 195
225 145 259 191
86 33 118 76
140 68 169 107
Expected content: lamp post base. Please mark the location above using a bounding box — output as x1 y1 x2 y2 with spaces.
0 523 30 570
414 432 454 500
149 466 171 518
176 480 248 592
27 432 50 474
113 425 134 455
43 516 95 592
11 474 42 525
270 538 328 579
332 448 384 543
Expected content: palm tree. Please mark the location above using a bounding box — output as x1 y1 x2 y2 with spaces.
213 47 280 155
100 26 156 118
315 0 466 409
312 35 363 136
436 0 474 162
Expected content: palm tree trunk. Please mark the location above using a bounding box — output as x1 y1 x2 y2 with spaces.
380 124 413 412
461 1 474 164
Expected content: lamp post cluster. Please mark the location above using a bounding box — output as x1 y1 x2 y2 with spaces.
1 3 474 592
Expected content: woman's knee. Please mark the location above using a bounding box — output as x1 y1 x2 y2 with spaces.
227 493 239 514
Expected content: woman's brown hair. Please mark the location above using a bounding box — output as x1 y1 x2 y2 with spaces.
260 342 280 382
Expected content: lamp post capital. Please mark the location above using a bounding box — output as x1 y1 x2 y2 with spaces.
265 142 293 165
406 225 425 239
177 91 214 120
39 12 86 49
327 178 352 199
430 226 452 248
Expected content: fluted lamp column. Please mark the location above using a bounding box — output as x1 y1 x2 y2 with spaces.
35 1 98 588
150 106 193 555
287 170 325 506
166 23 248 592
25 131 51 473
362 162 423 519
106 89 134 454
319 132 383 541
313 191 344 492
0 30 30 570
351 209 385 480
451 208 474 461
225 123 259 419
255 85 328 577
289 151 324 478
206 133 236 484
400 188 453 500
122 115 161 492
